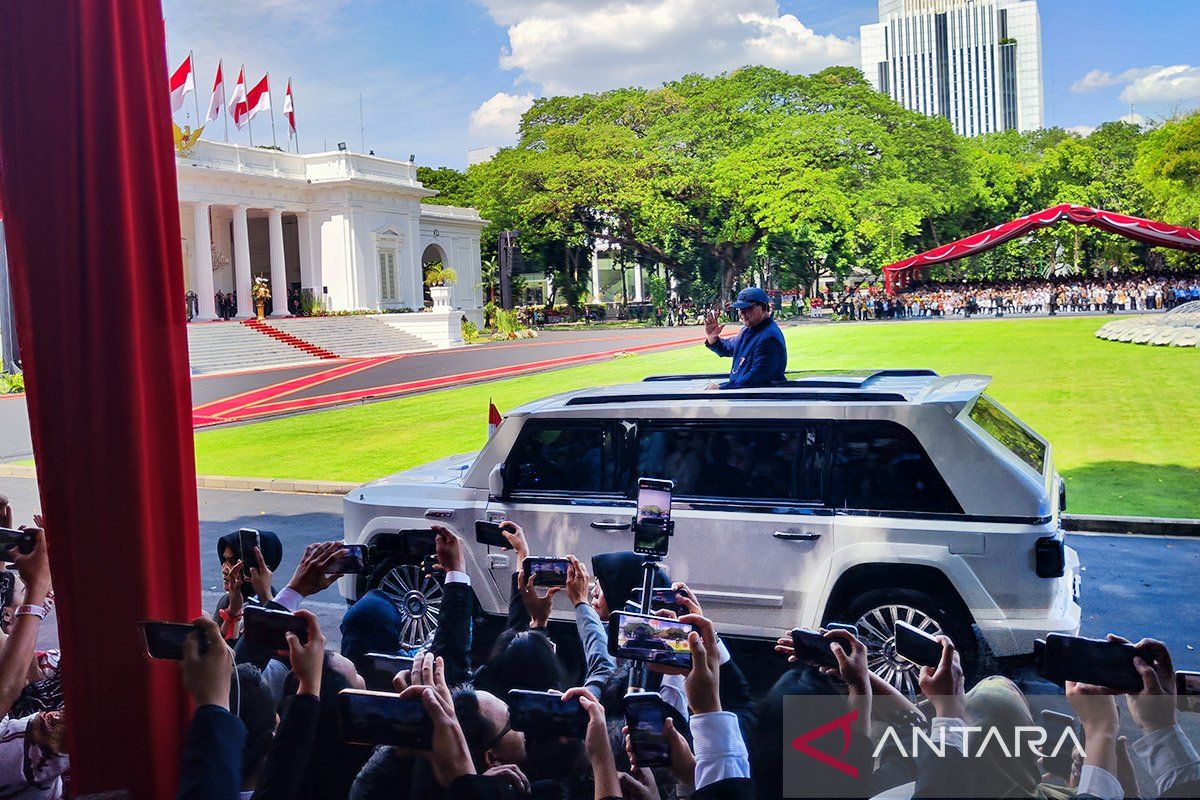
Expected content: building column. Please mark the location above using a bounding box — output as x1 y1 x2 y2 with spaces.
296 211 315 296
231 205 253 319
590 249 601 303
191 203 217 320
633 259 644 302
267 209 290 316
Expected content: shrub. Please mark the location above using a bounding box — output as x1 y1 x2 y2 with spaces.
461 320 481 343
494 309 521 338
0 372 24 394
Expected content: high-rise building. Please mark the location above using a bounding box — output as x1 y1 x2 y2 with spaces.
860 0 1044 136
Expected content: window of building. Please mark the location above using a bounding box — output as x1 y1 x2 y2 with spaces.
377 248 398 303
636 422 824 504
508 423 620 495
828 421 961 514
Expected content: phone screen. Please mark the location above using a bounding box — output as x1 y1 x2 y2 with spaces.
475 520 510 548
637 481 673 526
329 544 368 575
1039 634 1142 692
524 557 569 587
791 628 838 668
893 621 943 668
140 621 205 660
610 611 694 670
338 689 433 749
243 606 308 651
361 653 415 692
1176 671 1200 713
626 695 671 767
629 587 686 615
507 690 588 739
238 528 260 562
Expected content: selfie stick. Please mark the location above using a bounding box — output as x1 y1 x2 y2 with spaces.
627 517 674 693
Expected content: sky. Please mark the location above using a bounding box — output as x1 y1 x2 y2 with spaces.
164 0 1200 169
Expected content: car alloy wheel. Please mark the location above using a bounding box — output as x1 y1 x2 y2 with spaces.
855 604 943 695
377 563 443 650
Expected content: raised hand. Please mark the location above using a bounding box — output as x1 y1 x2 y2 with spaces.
680 614 721 713
704 310 725 342
918 635 965 720
565 555 590 607
562 687 619 797
181 617 234 709
432 525 465 574
517 567 559 629
396 684 474 787
1112 634 1177 734
285 541 346 597
286 610 325 698
499 521 529 563
247 545 273 602
11 528 49 603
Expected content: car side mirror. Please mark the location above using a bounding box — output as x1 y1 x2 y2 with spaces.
488 464 506 499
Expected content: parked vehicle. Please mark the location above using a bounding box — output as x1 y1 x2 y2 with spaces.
342 370 1081 692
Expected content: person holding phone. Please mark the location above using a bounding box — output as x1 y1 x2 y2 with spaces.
703 286 788 389
214 529 283 641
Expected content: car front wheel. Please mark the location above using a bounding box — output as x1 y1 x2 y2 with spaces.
371 562 443 650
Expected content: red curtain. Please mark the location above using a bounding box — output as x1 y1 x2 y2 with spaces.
0 1 200 796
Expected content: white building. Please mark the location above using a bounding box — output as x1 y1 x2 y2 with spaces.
176 139 487 323
860 0 1044 136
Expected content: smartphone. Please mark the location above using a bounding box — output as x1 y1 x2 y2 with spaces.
0 527 38 556
790 627 839 668
140 621 207 660
475 520 510 548
400 529 438 559
608 611 694 671
360 652 415 692
1177 671 1200 713
328 544 369 575
893 621 944 669
1038 709 1080 778
338 689 433 749
507 689 589 739
625 692 671 767
634 478 673 557
238 528 260 563
825 622 859 635
1037 634 1142 692
242 606 309 651
522 557 569 588
628 587 687 615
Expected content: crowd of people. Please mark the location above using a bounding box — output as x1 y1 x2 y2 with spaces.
0 493 1197 799
820 272 1200 321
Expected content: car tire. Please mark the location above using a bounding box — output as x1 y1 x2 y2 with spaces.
365 558 444 651
832 586 978 695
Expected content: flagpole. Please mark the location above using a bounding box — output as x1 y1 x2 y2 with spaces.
221 60 229 142
190 51 202 135
268 72 278 149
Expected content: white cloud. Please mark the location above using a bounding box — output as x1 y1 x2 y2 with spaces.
1071 64 1200 104
469 91 537 142
1117 112 1147 126
1065 124 1095 138
481 0 857 95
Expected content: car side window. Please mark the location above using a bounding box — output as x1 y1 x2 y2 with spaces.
637 423 823 502
828 421 961 514
508 424 617 494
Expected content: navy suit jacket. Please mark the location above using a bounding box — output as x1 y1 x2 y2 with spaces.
706 316 787 388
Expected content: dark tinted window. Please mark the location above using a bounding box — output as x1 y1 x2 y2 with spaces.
828 421 961 513
968 395 1045 473
637 424 823 502
509 424 618 494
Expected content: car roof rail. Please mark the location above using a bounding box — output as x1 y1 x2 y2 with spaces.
642 374 730 382
564 391 908 407
643 369 939 384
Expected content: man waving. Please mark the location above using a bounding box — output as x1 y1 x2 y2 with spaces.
704 287 788 389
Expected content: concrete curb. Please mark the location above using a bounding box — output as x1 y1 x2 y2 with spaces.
1063 513 1200 537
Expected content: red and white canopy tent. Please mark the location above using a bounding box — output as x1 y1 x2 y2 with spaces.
882 204 1200 295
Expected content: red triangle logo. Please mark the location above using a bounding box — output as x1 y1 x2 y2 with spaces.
790 709 860 778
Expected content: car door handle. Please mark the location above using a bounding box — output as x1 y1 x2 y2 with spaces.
590 519 630 531
773 530 821 541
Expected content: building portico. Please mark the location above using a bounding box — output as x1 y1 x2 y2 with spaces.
177 140 486 322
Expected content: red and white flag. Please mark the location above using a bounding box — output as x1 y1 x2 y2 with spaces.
228 66 249 129
487 400 503 439
168 54 194 114
205 60 225 123
283 79 297 138
246 73 271 123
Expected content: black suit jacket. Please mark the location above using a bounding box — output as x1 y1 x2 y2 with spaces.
251 694 320 800
431 580 475 685
177 704 247 800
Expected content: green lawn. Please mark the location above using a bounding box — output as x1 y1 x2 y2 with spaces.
193 316 1200 518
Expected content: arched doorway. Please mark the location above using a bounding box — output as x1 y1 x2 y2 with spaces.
421 242 449 308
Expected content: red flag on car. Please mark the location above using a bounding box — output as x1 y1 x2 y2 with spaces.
488 400 502 438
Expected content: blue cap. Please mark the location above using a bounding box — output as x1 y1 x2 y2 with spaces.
730 287 771 309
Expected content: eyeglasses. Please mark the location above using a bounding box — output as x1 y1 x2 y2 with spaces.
482 721 513 753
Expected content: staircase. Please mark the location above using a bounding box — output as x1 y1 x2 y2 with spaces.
187 322 325 375
262 316 436 357
241 319 338 360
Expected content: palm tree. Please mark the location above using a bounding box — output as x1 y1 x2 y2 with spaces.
423 260 458 287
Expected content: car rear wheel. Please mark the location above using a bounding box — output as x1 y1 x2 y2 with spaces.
835 587 977 695
373 563 443 650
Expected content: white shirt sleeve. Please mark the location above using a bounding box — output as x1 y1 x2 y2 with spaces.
658 674 690 722
691 710 751 789
930 717 966 754
273 587 303 611
1076 765 1122 800
445 570 471 586
716 637 731 665
1129 724 1200 798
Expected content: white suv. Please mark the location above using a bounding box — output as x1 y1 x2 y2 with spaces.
342 370 1081 692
